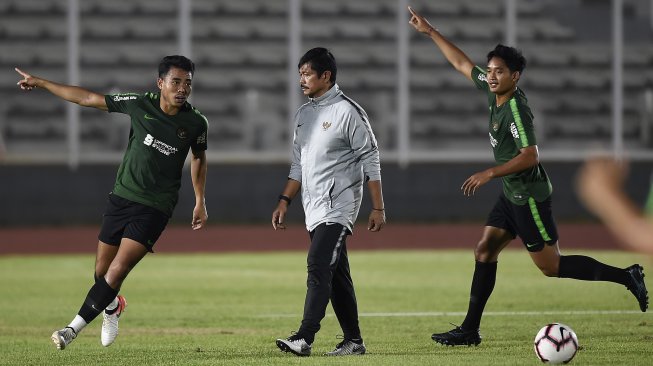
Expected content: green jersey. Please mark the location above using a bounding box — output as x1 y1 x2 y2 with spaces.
105 92 208 216
471 66 552 205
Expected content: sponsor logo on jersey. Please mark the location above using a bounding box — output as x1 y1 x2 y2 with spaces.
510 122 520 139
144 114 157 121
492 121 499 131
143 133 178 156
478 73 487 83
488 132 498 148
322 121 332 131
112 95 138 102
176 127 188 140
196 131 207 145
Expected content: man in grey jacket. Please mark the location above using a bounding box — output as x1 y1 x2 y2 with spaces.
272 47 386 357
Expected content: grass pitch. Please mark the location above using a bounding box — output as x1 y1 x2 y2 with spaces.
0 250 651 365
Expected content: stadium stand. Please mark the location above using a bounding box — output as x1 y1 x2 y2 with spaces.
0 0 651 158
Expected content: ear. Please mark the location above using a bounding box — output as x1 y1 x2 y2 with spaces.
512 71 521 82
321 70 331 82
157 78 163 90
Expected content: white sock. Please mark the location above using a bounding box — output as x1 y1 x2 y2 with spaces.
68 315 88 334
105 297 119 312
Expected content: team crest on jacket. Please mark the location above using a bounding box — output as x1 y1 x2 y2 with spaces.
322 121 332 131
176 127 188 140
492 121 499 131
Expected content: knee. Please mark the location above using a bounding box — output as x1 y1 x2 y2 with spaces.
474 239 497 262
105 263 131 288
306 262 332 288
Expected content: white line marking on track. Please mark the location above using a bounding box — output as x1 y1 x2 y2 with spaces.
259 310 650 318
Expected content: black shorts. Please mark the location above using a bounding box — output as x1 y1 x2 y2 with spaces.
485 193 559 252
98 193 169 252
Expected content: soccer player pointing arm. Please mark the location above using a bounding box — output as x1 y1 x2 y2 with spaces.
407 7 539 197
16 55 209 350
408 6 647 347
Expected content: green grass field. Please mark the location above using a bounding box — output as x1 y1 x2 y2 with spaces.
0 250 651 365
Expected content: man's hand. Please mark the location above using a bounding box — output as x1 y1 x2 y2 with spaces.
368 209 386 232
191 203 208 230
461 170 493 196
272 203 288 230
408 6 436 35
577 157 627 212
15 68 39 91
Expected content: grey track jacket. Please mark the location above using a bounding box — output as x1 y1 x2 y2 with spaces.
288 84 381 232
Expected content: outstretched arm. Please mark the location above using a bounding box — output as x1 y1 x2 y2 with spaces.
407 6 474 80
577 158 653 255
190 150 208 230
15 67 108 111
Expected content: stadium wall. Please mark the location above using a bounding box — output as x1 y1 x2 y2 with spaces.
1 162 652 226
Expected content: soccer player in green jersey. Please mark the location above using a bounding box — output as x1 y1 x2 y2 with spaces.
578 157 653 255
408 7 648 346
15 55 209 350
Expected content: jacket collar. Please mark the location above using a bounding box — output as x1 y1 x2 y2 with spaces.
308 83 340 106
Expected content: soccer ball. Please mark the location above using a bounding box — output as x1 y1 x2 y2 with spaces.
533 323 579 364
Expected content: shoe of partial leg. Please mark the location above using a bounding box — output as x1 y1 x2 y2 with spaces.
325 338 366 356
275 333 312 356
625 264 648 312
101 295 127 347
432 326 481 346
51 327 77 350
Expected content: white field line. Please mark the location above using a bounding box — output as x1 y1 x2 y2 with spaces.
259 310 650 318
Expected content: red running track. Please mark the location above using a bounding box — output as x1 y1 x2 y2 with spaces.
0 223 623 254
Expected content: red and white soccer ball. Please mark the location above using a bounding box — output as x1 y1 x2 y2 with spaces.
534 323 579 364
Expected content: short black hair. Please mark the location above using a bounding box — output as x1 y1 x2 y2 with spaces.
486 44 526 74
298 47 337 83
158 55 195 78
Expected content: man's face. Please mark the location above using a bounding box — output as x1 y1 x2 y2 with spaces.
157 66 192 109
299 63 330 98
486 57 518 96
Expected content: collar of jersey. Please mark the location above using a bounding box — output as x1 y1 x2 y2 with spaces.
308 83 340 106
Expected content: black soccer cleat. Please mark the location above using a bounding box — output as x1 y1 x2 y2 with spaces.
431 326 482 346
625 264 648 312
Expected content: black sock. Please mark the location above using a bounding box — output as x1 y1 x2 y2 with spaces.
558 255 628 285
77 277 118 323
349 338 363 344
461 261 497 331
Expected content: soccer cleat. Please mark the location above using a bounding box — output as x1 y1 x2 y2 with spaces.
625 264 648 312
51 327 77 350
101 295 127 347
325 338 366 356
432 326 482 346
276 333 312 357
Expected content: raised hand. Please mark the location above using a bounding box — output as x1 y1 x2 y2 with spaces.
15 67 39 91
408 6 436 35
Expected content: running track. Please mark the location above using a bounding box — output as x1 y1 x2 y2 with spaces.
0 223 623 254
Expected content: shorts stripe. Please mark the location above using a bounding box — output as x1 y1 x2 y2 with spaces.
528 197 552 242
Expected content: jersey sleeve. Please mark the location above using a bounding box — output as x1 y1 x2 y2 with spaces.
344 107 381 182
508 98 537 148
470 65 495 106
191 112 209 152
104 93 141 114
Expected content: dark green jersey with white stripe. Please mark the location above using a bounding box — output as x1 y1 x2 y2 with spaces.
471 66 552 205
105 92 208 216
